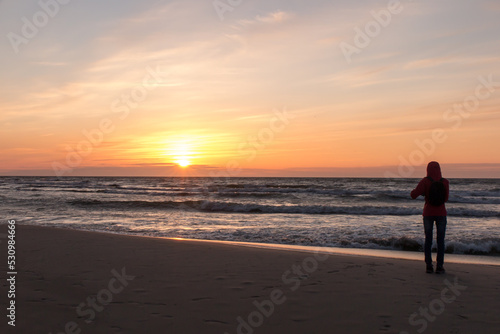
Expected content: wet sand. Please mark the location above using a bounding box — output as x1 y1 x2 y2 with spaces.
1 224 499 333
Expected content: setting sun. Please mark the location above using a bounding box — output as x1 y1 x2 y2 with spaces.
176 158 191 168
165 136 198 168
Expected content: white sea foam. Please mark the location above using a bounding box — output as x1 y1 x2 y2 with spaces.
2 176 499 255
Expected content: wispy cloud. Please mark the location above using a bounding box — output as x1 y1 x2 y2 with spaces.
0 0 499 175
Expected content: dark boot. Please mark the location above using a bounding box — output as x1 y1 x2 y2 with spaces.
435 266 446 274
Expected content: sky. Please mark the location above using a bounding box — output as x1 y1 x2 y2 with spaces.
1 0 499 178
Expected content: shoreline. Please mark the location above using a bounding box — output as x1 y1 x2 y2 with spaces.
10 223 500 266
1 224 500 333
166 237 500 266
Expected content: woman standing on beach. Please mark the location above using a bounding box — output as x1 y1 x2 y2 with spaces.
410 161 450 274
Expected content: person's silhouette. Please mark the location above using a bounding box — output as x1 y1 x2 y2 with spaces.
411 161 450 274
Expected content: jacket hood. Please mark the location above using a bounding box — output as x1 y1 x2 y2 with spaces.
426 161 442 180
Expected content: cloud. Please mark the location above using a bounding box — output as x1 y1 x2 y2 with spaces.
1 0 500 174
256 11 294 23
3 163 500 178
405 56 454 69
237 10 294 26
30 61 68 67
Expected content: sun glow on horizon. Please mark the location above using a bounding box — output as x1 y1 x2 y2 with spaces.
175 158 191 168
165 136 197 168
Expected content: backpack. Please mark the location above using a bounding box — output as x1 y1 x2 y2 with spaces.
426 177 446 206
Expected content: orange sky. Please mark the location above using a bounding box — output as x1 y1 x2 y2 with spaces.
1 0 500 177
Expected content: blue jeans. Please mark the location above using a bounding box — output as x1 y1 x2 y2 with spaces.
423 216 447 267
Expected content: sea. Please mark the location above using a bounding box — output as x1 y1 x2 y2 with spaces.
1 176 499 256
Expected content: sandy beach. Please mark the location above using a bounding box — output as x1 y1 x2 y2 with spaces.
1 224 500 334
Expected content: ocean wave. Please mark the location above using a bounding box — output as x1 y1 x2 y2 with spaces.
133 229 500 256
189 234 500 256
449 196 500 205
445 239 500 255
10 177 500 206
348 237 500 255
66 199 500 217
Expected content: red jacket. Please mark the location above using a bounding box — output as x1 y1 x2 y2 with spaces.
411 161 449 216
